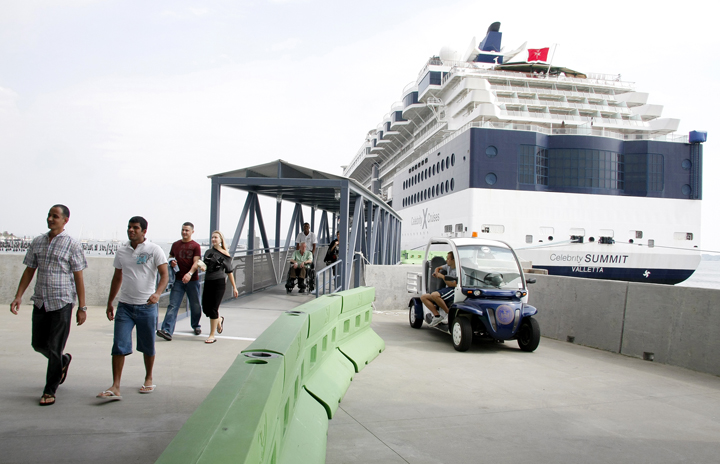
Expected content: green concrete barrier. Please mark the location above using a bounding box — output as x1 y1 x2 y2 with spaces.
155 287 384 464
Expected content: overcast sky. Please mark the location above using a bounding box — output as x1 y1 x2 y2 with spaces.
1 0 718 251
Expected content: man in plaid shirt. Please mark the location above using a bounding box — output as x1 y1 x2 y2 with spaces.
10 205 88 406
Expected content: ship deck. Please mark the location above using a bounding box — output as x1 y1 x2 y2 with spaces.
2 285 720 463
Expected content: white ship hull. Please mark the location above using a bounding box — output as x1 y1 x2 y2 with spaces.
400 189 701 283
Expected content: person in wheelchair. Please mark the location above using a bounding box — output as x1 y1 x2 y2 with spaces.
420 251 457 327
286 241 314 293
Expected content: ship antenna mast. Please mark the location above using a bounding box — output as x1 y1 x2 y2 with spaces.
546 44 558 76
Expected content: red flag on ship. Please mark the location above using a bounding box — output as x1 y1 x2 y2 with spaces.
528 47 549 62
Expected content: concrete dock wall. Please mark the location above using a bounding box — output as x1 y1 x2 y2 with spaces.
4 255 719 376
1 255 118 307
365 264 720 377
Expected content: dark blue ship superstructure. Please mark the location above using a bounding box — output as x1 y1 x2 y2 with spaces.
396 128 704 209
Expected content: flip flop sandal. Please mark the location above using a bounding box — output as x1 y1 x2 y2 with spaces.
217 317 224 334
96 390 122 401
39 394 55 406
60 354 72 385
139 385 156 394
205 338 217 344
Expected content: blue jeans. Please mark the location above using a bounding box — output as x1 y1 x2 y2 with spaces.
112 302 158 356
161 280 202 335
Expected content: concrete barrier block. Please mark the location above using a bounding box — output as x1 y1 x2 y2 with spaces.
338 329 385 373
530 274 626 353
366 264 422 311
304 349 355 419
623 285 720 375
278 388 329 464
339 286 375 312
243 311 308 394
155 354 285 464
304 294 343 339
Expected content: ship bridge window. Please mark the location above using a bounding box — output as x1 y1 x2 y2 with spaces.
624 153 664 193
432 186 435 197
446 156 450 168
548 148 623 190
451 153 455 166
518 145 548 186
441 159 445 171
403 91 419 108
392 111 406 123
451 178 455 191
432 165 436 176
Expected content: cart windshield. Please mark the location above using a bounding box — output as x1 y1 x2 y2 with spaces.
456 245 523 289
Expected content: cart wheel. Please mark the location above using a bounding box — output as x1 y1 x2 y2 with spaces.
517 317 541 352
452 317 472 352
409 303 423 329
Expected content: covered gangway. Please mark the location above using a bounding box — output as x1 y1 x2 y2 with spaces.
208 160 401 295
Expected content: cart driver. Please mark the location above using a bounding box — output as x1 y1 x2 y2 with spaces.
420 251 457 327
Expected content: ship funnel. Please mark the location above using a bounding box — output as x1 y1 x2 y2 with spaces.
476 21 503 63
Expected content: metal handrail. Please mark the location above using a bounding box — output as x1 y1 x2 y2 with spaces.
314 260 343 297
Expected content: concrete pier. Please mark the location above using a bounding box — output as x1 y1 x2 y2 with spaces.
0 285 313 464
2 285 720 463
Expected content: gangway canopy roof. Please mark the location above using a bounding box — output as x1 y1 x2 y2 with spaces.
209 159 399 218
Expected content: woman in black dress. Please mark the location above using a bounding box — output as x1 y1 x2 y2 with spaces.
202 231 238 343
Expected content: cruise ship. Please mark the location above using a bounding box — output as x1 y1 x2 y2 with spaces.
343 22 706 285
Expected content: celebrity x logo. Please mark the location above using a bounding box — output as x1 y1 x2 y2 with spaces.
422 208 428 229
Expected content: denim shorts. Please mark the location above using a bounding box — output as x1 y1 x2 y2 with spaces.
112 302 158 356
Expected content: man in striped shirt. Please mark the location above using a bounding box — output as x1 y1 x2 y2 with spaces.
10 205 88 406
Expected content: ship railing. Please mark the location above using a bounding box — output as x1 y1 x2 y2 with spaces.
402 81 418 95
499 110 651 128
344 141 374 177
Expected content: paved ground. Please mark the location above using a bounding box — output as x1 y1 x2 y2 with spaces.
0 285 313 464
3 287 720 464
327 310 720 464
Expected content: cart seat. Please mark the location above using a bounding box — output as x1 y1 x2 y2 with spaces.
427 256 447 293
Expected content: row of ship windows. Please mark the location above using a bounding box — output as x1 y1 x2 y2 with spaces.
438 225 694 243
403 153 457 190
516 145 692 194
402 179 456 207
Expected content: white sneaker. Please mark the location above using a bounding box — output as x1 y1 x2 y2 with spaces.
428 316 444 328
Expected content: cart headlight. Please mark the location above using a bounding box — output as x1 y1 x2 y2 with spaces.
474 290 482 296
515 290 527 298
